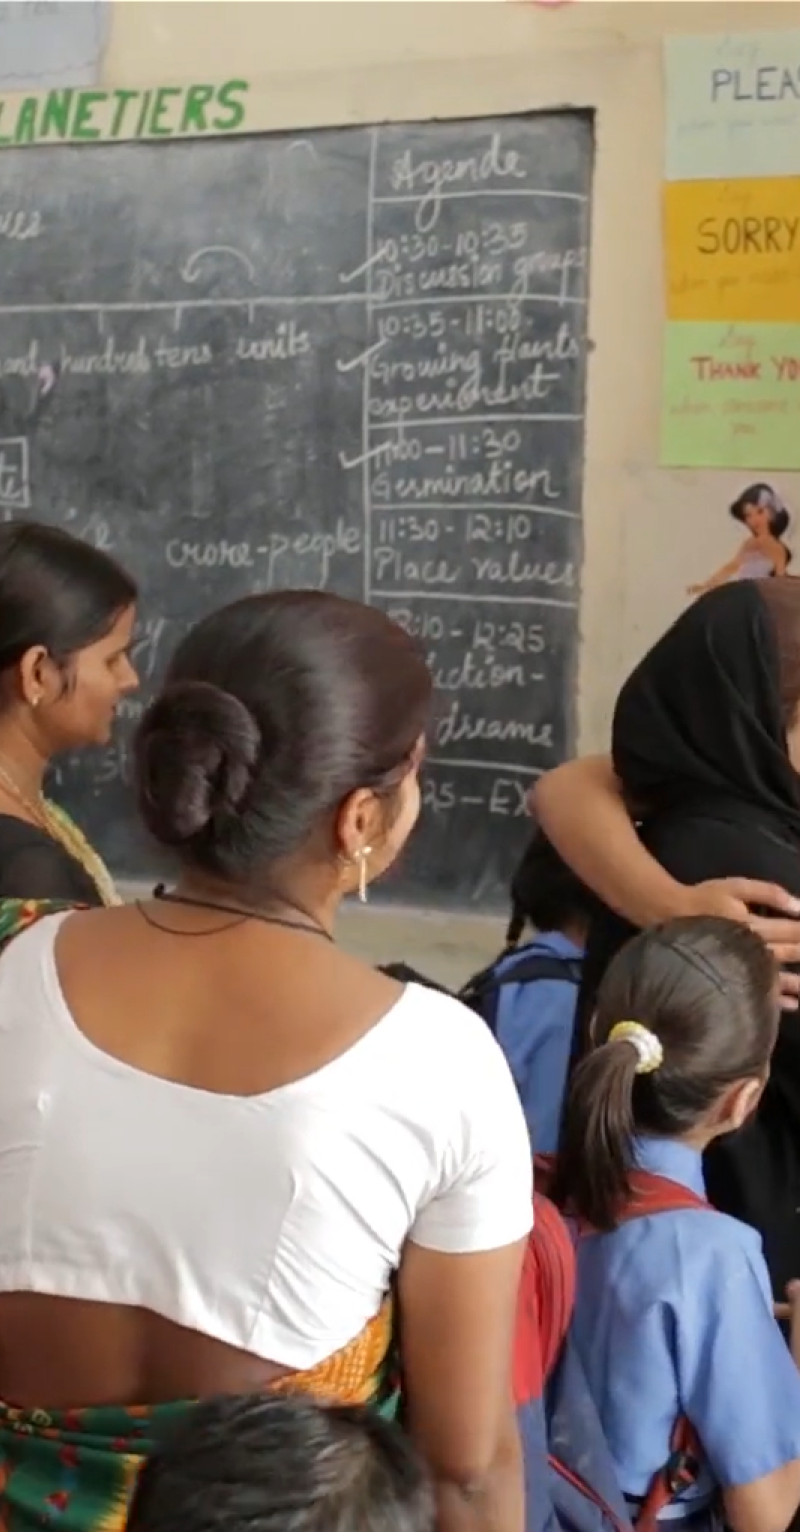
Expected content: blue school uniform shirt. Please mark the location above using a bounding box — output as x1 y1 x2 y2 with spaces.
571 1137 800 1516
494 931 582 1154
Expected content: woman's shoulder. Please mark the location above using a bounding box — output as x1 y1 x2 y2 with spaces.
341 981 528 1160
386 981 518 1079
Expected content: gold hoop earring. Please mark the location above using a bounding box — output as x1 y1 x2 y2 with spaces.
357 846 373 904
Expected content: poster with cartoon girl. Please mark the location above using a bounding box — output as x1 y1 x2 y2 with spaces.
687 483 792 596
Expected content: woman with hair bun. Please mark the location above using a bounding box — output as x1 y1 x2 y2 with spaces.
0 591 531 1532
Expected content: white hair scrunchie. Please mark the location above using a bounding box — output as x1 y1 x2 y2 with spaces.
607 1021 664 1075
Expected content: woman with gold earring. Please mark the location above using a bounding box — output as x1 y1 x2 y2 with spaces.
0 590 532 1532
0 520 139 906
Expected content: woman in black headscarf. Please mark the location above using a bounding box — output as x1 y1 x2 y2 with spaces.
535 579 800 1295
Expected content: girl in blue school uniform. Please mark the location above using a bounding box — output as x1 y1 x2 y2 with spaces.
551 915 800 1532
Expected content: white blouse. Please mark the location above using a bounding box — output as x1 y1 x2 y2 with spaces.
0 914 533 1369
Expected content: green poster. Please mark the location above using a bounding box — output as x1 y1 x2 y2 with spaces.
661 320 800 469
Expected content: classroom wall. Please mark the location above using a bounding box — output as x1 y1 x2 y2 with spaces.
101 0 800 752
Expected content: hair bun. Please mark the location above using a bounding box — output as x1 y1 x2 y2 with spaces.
135 680 261 846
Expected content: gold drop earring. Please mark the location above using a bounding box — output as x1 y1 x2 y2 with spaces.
357 845 373 904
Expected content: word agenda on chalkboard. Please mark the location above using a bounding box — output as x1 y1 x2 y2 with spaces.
0 111 593 908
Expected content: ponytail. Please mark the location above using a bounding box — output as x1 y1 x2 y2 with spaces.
504 897 526 950
551 918 779 1231
550 1039 639 1230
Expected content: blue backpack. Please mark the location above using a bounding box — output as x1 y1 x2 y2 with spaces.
459 942 583 1153
518 1164 703 1532
459 944 583 1033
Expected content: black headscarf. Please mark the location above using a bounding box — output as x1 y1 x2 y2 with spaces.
612 581 800 842
580 582 800 1296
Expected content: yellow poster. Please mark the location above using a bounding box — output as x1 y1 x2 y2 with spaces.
665 177 800 325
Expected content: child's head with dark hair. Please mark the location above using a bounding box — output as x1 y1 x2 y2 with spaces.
505 828 598 949
552 917 778 1231
730 483 790 541
128 1395 434 1532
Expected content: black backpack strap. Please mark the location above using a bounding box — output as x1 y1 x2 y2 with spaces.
459 950 583 1013
378 963 453 996
492 954 583 989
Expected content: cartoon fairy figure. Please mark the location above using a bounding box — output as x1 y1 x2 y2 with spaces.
688 483 792 596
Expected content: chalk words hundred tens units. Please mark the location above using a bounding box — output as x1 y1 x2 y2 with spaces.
1 119 589 870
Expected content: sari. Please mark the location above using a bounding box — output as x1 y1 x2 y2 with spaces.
0 898 399 1532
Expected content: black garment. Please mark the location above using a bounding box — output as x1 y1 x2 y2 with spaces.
577 583 800 1297
0 814 101 904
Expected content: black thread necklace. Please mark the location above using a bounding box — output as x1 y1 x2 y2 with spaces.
136 884 333 942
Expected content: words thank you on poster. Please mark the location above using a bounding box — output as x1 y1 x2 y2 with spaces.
662 31 800 468
0 113 592 906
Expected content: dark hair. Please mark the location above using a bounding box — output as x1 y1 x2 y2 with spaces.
134 591 432 886
758 577 800 729
551 917 777 1231
505 828 598 947
0 520 137 695
128 1395 434 1532
730 482 790 541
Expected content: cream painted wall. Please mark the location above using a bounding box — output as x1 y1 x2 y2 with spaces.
102 0 800 751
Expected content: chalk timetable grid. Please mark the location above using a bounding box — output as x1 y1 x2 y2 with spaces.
351 125 589 852
661 30 800 469
0 116 592 901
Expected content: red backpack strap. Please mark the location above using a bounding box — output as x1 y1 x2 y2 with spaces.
514 1181 543 1407
614 1171 707 1529
636 1416 703 1532
531 1153 576 1373
615 1170 709 1223
513 1172 576 1406
535 1158 709 1222
531 1190 576 1380
534 1151 557 1198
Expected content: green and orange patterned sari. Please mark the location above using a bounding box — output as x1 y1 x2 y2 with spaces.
0 899 399 1532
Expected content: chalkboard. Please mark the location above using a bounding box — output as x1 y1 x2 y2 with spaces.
0 111 593 909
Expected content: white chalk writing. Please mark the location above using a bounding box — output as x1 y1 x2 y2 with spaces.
258 518 362 589
166 540 254 570
236 321 311 362
0 437 29 507
0 206 41 240
436 700 555 750
388 134 528 230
